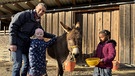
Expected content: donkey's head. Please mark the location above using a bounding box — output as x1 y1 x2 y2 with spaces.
60 22 81 58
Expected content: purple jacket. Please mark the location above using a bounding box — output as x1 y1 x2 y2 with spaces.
94 40 116 69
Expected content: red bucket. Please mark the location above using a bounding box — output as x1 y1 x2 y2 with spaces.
112 60 119 71
64 61 76 72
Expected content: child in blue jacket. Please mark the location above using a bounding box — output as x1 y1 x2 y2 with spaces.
29 28 56 76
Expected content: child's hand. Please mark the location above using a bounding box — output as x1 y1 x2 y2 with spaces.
99 59 104 66
100 59 103 62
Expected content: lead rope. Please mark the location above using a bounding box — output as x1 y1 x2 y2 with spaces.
67 51 75 62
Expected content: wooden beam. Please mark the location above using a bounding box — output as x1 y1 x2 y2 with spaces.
1 19 10 24
0 5 14 13
72 0 76 5
74 6 119 13
38 0 48 8
0 0 32 5
88 0 92 3
38 0 45 3
13 3 24 11
0 10 5 15
0 12 3 15
0 14 12 20
55 0 61 7
25 1 35 9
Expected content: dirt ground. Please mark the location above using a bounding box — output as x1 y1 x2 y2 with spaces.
0 36 135 76
1 60 135 76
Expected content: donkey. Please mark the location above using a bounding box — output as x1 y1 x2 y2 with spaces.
47 21 82 76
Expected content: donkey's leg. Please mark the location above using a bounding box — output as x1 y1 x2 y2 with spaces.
57 60 64 76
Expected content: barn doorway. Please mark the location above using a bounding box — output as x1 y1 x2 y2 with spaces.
0 19 10 35
75 7 119 62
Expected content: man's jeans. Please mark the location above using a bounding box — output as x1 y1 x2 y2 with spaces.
11 46 29 76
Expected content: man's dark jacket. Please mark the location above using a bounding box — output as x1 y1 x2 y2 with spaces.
9 10 55 53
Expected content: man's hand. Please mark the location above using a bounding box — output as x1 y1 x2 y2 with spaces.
9 45 17 52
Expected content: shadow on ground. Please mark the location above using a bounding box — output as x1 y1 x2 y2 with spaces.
1 61 135 76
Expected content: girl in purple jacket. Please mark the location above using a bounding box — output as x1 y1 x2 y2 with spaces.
93 30 116 76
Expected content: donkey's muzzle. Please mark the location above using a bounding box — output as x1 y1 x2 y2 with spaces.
72 47 79 54
72 47 79 58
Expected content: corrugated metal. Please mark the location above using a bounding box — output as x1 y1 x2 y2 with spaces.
44 0 58 7
59 0 71 5
0 0 16 3
6 4 20 11
76 0 90 4
0 0 134 19
30 0 39 6
0 0 30 4
18 2 31 9
0 7 10 13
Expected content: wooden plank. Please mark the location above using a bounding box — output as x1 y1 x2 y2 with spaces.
0 5 14 13
82 13 88 57
111 10 119 61
55 0 61 7
71 11 74 27
103 11 111 31
131 4 135 64
41 14 45 29
44 14 47 31
41 14 47 31
13 3 24 11
119 5 126 63
0 30 9 34
65 11 72 27
71 0 76 5
46 13 53 33
74 6 119 13
25 1 35 9
95 12 103 49
39 0 45 3
124 4 131 64
88 13 95 57
58 12 65 36
87 13 92 55
52 12 59 36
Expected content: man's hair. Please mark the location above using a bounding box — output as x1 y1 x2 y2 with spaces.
36 3 47 8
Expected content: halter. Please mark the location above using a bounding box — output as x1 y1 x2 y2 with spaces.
67 45 79 61
70 45 78 49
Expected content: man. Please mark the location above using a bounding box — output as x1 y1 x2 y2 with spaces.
9 3 55 76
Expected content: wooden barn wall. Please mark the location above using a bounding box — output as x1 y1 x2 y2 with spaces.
119 4 135 65
41 4 135 65
75 10 119 61
41 11 73 36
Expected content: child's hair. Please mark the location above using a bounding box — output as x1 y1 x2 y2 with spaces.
99 30 111 39
32 28 44 38
35 28 43 34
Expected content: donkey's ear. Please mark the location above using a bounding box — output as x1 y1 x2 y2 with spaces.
60 21 72 33
75 22 80 28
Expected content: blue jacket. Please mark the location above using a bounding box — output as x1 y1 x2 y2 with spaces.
29 37 56 75
9 10 55 53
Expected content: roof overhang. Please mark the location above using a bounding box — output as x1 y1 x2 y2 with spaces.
0 0 134 20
